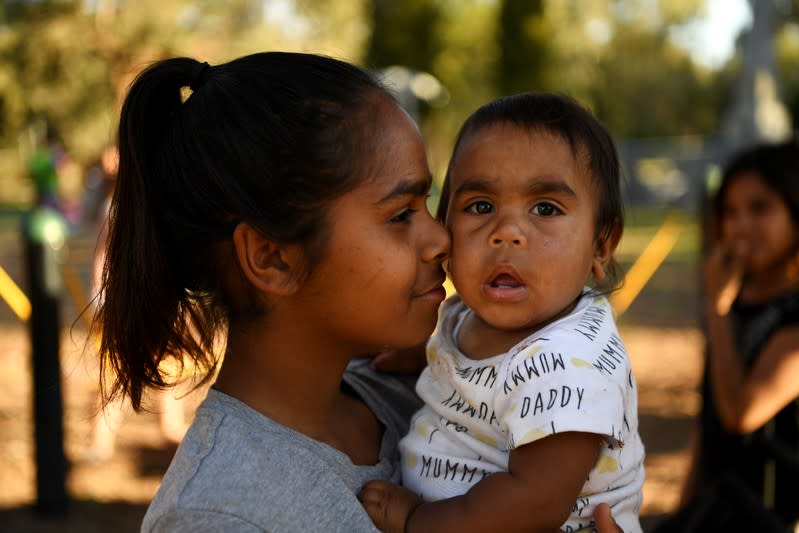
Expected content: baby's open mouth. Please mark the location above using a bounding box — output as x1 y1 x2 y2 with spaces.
489 273 523 288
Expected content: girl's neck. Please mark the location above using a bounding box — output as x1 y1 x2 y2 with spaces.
740 262 799 304
213 317 374 446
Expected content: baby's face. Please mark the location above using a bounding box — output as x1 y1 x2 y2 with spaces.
443 123 603 335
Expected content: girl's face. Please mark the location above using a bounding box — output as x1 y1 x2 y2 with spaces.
293 97 449 353
443 124 607 336
720 171 798 276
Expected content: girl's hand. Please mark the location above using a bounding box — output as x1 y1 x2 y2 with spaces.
703 241 745 316
358 480 423 533
370 342 428 375
594 503 623 533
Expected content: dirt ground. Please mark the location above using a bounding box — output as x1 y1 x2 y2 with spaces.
0 319 704 532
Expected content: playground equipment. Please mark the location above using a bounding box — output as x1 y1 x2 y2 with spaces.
610 211 684 317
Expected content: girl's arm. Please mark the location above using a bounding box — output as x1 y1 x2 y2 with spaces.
703 243 799 433
361 431 601 533
706 309 799 432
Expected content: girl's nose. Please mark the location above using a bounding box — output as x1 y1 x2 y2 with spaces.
422 216 451 263
489 219 527 248
724 214 751 239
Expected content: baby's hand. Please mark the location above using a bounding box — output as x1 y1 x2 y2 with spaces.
358 480 423 533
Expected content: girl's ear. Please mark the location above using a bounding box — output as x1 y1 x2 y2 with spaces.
232 222 304 296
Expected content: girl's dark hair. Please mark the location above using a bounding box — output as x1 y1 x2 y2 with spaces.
437 92 625 290
98 52 388 409
713 139 799 234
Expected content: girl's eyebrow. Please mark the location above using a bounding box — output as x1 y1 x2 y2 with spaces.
376 174 432 204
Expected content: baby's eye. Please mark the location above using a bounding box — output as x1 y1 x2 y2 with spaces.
531 202 562 216
466 200 493 215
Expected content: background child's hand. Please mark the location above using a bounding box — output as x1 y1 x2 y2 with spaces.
358 479 423 533
370 342 428 375
703 240 745 316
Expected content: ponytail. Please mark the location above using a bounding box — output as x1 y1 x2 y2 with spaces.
97 58 221 410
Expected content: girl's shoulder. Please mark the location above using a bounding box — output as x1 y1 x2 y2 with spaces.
146 389 392 531
736 289 799 318
733 290 799 362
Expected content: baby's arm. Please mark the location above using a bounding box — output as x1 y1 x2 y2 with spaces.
360 430 601 533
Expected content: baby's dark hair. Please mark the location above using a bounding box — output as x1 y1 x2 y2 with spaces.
437 92 625 290
98 52 389 409
713 139 799 233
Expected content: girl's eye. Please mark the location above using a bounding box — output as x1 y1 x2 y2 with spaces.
531 202 561 216
390 208 417 224
466 200 493 215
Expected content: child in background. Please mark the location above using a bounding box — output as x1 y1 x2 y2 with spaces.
657 140 799 532
360 93 645 532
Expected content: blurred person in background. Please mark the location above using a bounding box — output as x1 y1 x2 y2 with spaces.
656 140 799 532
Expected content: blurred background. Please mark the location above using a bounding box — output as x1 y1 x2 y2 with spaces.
0 0 796 531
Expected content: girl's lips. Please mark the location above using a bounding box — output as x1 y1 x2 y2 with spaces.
415 275 448 302
416 285 447 303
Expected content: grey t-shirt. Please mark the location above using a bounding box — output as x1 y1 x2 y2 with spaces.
142 358 422 532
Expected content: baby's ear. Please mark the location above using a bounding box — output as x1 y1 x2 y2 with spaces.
232 222 304 296
591 255 607 281
592 227 619 281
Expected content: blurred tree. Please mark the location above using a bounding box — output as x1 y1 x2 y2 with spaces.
493 0 728 137
0 0 368 205
496 0 548 95
365 0 441 74
416 0 498 177
589 24 730 137
775 0 799 129
0 0 778 206
777 21 799 128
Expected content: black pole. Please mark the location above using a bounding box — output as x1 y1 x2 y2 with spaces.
22 206 69 516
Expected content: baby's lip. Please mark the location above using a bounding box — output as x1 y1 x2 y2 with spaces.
486 266 524 288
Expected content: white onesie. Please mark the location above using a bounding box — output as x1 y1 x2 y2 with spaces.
400 292 644 532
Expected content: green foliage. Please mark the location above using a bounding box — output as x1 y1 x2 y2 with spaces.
423 0 498 171
499 0 728 137
0 0 368 205
588 26 731 136
0 0 784 208
496 0 548 95
777 22 799 129
365 0 442 73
